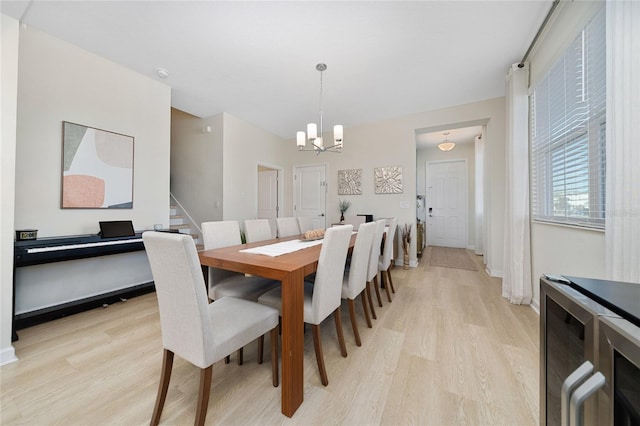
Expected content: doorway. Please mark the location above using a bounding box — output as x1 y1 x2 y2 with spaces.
293 164 327 229
257 164 282 237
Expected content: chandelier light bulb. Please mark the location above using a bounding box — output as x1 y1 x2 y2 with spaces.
296 63 343 153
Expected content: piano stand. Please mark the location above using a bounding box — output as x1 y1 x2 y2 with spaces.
13 233 150 341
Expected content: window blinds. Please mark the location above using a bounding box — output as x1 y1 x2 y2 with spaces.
530 6 605 229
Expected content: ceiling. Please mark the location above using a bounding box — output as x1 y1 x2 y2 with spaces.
416 125 483 150
1 1 551 140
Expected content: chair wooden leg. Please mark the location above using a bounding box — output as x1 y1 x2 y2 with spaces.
361 292 372 328
270 326 279 387
386 267 396 293
237 347 243 366
366 281 377 320
347 298 361 346
311 324 328 386
257 335 264 364
334 308 348 358
194 366 213 426
382 270 392 303
151 349 174 426
373 275 383 307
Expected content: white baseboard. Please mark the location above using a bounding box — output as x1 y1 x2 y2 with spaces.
466 244 476 251
485 267 503 278
0 345 18 366
530 299 540 315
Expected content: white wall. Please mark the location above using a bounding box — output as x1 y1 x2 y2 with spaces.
1 14 20 365
417 142 476 250
170 109 224 227
3 24 171 362
222 112 292 226
289 97 506 272
14 25 171 236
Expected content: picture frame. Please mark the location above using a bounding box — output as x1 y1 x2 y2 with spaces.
338 168 363 195
61 121 134 208
374 165 403 194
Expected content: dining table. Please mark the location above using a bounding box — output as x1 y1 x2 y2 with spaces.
198 232 356 417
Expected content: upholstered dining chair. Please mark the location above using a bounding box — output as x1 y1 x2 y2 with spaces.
244 218 273 243
297 216 314 234
276 217 300 238
258 224 353 386
378 218 398 302
202 220 280 364
342 215 366 231
366 219 387 319
341 221 376 346
142 231 280 426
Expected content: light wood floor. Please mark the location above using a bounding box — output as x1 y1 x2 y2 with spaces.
1 248 539 425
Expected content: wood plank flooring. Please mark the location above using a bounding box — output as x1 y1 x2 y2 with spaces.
1 247 539 425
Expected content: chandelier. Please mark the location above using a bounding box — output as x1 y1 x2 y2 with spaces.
438 131 456 151
296 63 343 153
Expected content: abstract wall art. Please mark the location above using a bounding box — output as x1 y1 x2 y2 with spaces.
374 165 403 194
61 121 134 208
338 168 362 195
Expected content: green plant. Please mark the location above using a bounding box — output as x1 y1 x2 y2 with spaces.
339 199 351 214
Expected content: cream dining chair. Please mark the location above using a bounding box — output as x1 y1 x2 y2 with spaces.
143 231 279 426
276 217 301 238
341 221 376 346
366 219 387 319
378 218 398 302
297 216 314 234
342 215 366 231
244 218 273 243
202 220 280 364
258 224 353 386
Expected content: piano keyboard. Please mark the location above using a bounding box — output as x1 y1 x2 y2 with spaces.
26 238 144 254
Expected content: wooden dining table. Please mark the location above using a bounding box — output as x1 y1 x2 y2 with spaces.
198 233 356 417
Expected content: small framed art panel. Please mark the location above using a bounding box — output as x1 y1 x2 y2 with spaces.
374 166 403 194
338 168 363 195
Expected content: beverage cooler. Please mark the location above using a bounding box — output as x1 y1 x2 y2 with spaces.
540 276 640 426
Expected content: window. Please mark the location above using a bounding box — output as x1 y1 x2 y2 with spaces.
530 6 605 229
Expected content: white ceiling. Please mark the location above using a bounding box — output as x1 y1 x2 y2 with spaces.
1 1 551 140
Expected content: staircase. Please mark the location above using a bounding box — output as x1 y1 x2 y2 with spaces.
170 204 203 250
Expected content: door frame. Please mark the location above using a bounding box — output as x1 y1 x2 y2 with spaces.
425 158 469 248
256 162 283 220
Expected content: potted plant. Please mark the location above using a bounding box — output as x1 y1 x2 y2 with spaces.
400 223 412 269
339 199 351 223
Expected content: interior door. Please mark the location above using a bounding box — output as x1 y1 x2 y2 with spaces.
294 164 326 229
258 169 278 237
426 160 467 248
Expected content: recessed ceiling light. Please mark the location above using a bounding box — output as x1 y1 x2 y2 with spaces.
156 68 169 79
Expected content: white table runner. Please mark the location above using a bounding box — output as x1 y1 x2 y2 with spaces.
239 238 324 257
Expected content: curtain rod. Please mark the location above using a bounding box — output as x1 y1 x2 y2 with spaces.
518 0 561 68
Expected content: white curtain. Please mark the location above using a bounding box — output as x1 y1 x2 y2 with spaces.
502 63 532 305
605 1 640 283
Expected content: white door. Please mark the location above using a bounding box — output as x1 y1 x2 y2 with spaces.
258 169 278 237
426 160 467 248
294 164 326 229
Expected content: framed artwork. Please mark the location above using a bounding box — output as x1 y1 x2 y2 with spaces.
374 166 403 194
61 121 134 208
338 169 362 195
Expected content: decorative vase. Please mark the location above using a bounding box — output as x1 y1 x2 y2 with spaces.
403 253 409 270
340 212 345 223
